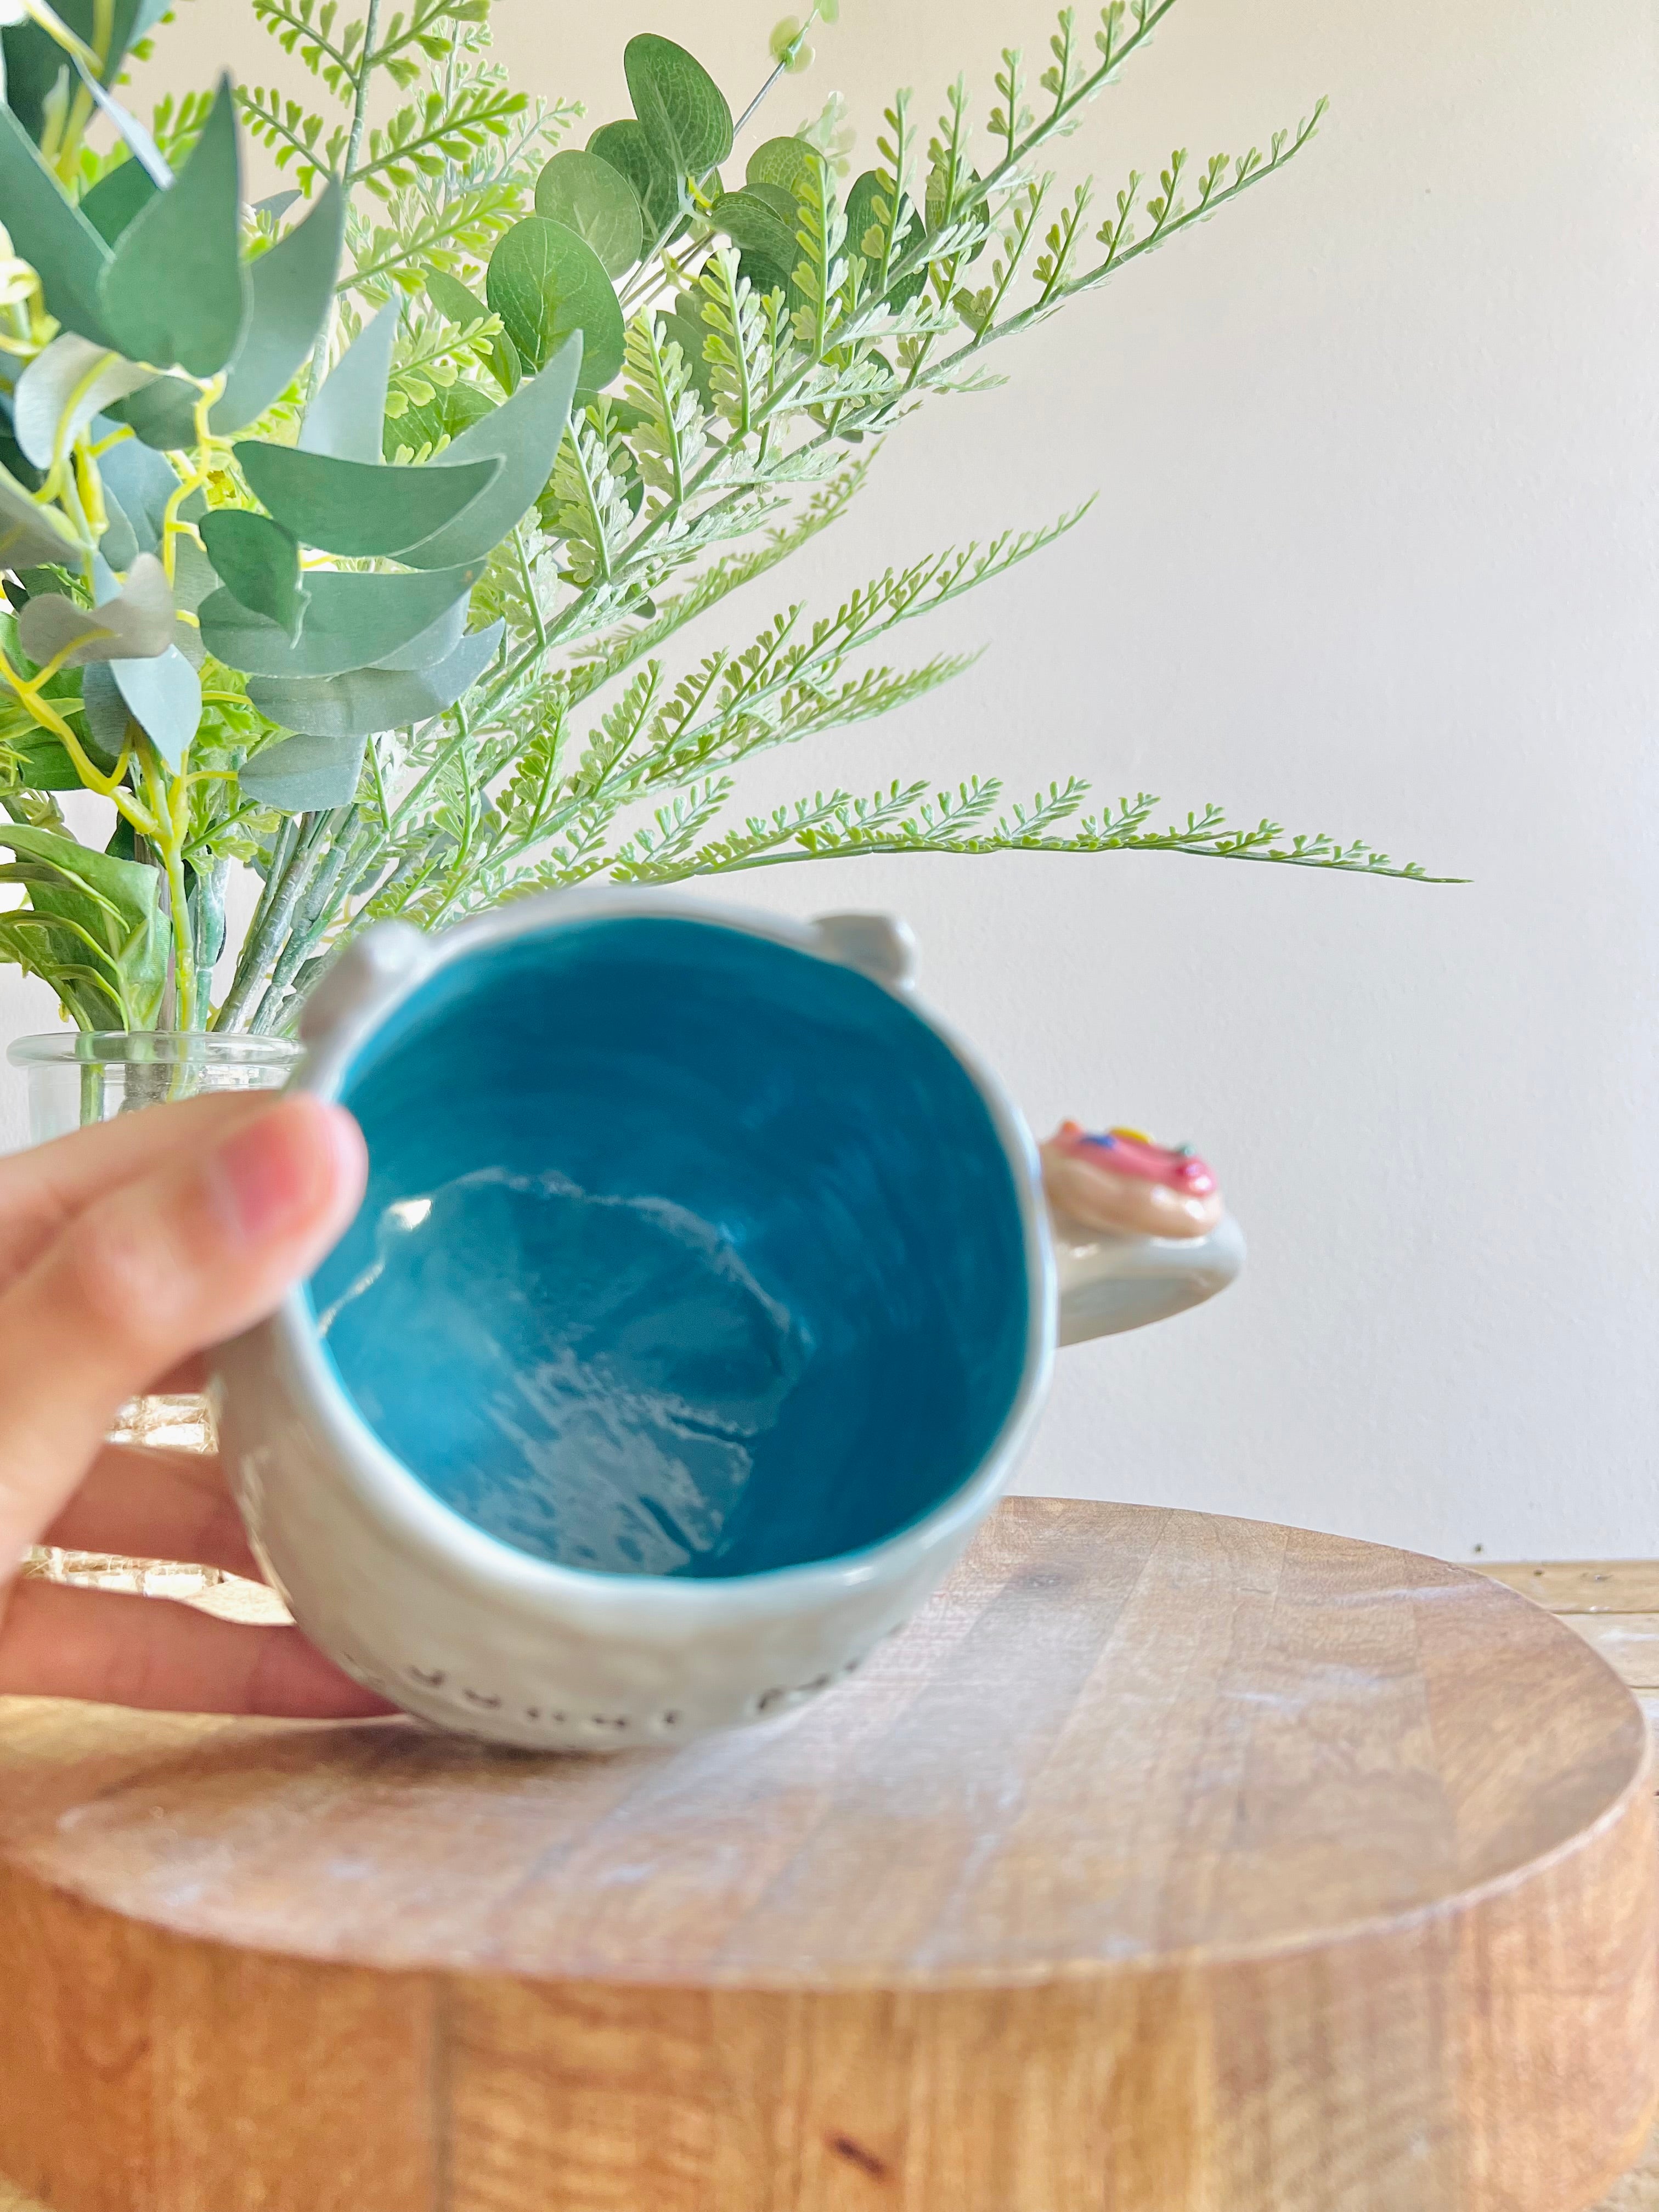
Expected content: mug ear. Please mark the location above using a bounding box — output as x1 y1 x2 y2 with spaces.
298 922 432 1049
811 911 917 990
1053 1212 1246 1346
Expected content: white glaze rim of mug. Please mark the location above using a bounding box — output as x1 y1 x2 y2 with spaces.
270 887 1057 1614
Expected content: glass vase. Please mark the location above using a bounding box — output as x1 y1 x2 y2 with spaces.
8 1031 300 1613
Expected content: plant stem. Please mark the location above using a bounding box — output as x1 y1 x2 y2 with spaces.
213 814 325 1030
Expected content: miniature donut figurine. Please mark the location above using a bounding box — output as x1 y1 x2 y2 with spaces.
1040 1120 1224 1241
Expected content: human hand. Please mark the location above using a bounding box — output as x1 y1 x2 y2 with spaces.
0 1090 395 1719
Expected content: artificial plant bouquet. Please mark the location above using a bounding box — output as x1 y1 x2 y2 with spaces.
0 0 1424 1045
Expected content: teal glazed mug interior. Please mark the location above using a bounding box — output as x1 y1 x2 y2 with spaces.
213 891 1244 1748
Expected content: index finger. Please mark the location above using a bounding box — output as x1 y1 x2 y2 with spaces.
0 1092 278 1282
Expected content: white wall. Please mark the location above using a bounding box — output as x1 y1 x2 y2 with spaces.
6 0 1657 1558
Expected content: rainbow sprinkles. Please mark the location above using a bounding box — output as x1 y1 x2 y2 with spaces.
1040 1122 1224 1242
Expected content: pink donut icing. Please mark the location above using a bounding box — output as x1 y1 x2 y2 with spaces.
1040 1121 1223 1240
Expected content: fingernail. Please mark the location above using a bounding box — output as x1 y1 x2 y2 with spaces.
208 1098 363 1246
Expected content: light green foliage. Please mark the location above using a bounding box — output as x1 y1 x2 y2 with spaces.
0 0 1434 1045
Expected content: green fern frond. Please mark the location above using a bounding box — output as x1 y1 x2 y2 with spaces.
355 82 529 198
624 315 711 511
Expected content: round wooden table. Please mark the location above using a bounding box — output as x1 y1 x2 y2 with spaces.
0 1498 1654 2212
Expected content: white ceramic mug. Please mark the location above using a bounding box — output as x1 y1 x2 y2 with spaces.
213 891 1243 1748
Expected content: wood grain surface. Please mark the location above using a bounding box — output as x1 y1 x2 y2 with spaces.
1 1503 1656 2212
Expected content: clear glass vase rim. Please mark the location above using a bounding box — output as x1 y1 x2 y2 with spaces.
7 1031 303 1068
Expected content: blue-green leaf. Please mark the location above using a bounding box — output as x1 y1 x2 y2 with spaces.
18 551 174 664
487 216 622 386
97 428 183 555
710 188 799 294
393 336 582 570
103 375 200 450
370 595 467 671
240 729 366 812
2 1 168 146
79 661 131 761
199 509 306 640
199 560 481 678
79 157 160 246
248 619 503 737
72 64 172 186
586 120 680 236
747 137 819 194
0 103 113 346
425 268 519 395
624 36 733 183
534 150 644 278
233 441 502 560
382 380 495 462
98 76 250 377
111 642 200 769
13 334 155 470
298 298 398 465
99 490 139 571
0 461 83 569
212 181 346 434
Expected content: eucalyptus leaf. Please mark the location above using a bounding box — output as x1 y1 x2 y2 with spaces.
0 103 113 346
845 169 924 307
394 336 582 570
710 188 800 294
426 269 488 324
623 35 733 183
170 534 217 667
249 619 504 738
746 137 820 195
233 441 503 560
586 119 680 236
0 463 84 572
95 426 180 553
534 150 643 278
383 380 494 462
71 63 172 186
425 268 519 395
17 551 175 665
79 156 160 246
98 76 250 377
667 295 717 407
99 490 139 572
199 509 306 639
111 641 201 769
239 728 367 812
78 660 131 763
213 181 347 435
370 593 467 672
254 189 302 225
103 375 200 451
298 298 398 465
199 560 482 679
487 216 623 386
170 533 218 616
13 334 156 470
2 0 168 145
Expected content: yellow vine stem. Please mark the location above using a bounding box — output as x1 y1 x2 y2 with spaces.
43 0 114 184
36 348 122 506
140 741 196 1032
161 377 229 585
0 649 153 835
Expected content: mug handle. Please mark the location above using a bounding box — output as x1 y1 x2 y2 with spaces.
1048 1201 1245 1348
